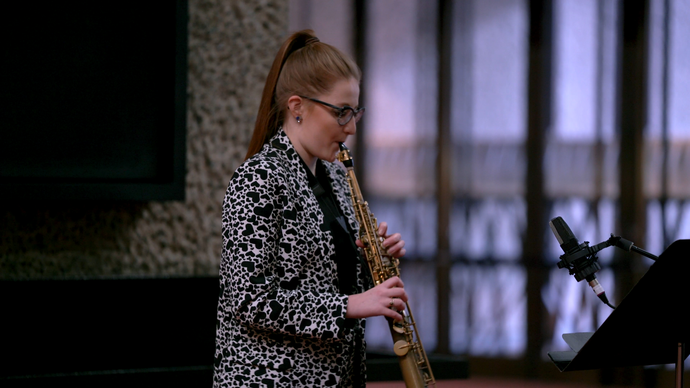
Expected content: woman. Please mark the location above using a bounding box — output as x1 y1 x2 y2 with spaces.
214 30 408 387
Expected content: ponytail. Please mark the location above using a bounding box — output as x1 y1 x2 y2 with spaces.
245 30 361 160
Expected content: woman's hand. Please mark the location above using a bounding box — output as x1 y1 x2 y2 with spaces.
345 276 408 321
355 221 406 258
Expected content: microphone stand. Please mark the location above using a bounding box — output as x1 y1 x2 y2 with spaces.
557 235 685 387
550 239 687 388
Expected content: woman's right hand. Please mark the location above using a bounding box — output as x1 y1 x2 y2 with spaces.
345 276 408 321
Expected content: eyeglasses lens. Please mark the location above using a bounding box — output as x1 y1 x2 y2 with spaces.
354 108 364 123
338 108 365 126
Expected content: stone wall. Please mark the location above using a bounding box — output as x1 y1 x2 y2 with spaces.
0 0 288 279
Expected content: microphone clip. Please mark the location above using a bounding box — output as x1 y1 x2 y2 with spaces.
556 240 607 283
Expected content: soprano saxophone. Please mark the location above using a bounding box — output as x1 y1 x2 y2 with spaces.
337 143 435 388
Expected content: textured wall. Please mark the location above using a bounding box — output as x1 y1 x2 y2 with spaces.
0 0 288 279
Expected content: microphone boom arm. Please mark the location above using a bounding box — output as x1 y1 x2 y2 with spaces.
606 235 659 261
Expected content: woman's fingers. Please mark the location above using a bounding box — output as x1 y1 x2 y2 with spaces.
381 277 408 304
379 223 406 258
345 276 409 321
382 295 406 311
383 306 404 321
384 236 405 257
387 287 408 302
382 276 404 289
378 296 404 321
377 221 388 237
354 221 407 258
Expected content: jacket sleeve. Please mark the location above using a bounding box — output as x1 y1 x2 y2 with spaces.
219 159 355 341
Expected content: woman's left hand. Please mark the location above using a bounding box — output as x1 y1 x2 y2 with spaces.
356 221 406 258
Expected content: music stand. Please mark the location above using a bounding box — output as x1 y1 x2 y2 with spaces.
549 240 689 387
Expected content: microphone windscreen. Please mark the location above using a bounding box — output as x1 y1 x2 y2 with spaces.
549 216 580 254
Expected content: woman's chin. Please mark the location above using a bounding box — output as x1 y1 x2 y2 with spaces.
324 147 340 163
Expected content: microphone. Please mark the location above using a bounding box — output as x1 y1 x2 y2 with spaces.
549 216 615 309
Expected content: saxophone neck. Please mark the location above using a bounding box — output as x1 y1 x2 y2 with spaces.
337 143 365 205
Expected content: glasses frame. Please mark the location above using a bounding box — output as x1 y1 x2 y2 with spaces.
299 96 365 126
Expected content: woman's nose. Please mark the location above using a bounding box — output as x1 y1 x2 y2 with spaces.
343 119 357 135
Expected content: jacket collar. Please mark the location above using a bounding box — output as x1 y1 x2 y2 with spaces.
268 128 309 184
267 128 359 234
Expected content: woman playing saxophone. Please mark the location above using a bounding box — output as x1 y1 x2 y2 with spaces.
213 29 410 387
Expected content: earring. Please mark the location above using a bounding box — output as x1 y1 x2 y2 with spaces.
296 116 302 124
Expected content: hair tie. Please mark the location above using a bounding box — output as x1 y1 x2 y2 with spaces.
305 36 320 45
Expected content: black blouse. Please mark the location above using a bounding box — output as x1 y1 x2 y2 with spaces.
302 159 360 295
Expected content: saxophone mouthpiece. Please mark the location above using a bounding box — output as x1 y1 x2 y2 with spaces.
337 143 354 168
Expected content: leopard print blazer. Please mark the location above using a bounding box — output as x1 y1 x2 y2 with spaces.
213 129 370 387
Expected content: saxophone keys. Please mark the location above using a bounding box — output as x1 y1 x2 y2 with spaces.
392 320 405 334
393 340 410 356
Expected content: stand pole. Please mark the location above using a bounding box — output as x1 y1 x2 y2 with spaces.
676 342 685 388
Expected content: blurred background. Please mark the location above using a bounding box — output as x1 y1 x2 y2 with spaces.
1 0 688 386
289 0 689 385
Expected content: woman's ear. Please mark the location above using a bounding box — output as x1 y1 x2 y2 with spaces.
287 95 304 120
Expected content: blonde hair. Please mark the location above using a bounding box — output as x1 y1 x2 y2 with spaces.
245 30 361 160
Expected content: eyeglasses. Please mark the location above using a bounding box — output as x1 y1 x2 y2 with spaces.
299 96 365 126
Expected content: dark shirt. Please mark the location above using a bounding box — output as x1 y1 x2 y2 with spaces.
302 159 360 295
302 159 366 385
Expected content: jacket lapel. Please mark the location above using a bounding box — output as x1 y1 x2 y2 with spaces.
269 128 359 244
269 129 326 234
